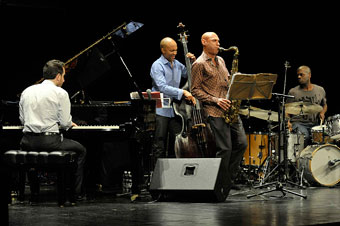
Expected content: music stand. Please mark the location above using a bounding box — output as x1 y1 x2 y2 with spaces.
228 73 277 183
227 73 278 101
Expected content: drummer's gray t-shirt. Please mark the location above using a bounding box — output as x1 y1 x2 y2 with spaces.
287 84 326 124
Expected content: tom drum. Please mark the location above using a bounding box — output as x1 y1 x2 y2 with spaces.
327 114 340 140
244 133 275 166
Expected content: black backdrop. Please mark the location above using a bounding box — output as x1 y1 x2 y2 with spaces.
1 1 339 117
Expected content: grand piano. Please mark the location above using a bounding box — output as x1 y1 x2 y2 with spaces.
1 98 156 195
0 21 155 195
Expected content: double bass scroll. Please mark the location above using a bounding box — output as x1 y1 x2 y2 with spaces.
174 23 216 158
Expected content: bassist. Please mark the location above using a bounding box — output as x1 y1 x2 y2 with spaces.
150 37 196 160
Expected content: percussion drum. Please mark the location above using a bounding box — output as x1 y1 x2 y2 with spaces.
286 132 304 162
327 114 340 140
298 144 340 187
244 132 274 166
311 125 330 144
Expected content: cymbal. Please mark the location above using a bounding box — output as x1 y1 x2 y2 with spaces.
285 101 323 115
239 106 278 122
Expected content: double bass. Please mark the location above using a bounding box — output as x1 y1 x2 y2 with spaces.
174 23 216 158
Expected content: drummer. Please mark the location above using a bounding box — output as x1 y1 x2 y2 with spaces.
286 65 327 146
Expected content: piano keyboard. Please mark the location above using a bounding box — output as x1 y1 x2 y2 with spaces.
2 125 120 131
71 125 120 131
2 125 23 130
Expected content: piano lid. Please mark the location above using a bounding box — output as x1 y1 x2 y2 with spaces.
63 21 144 102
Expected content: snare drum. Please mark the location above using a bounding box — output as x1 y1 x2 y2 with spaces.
298 144 340 186
311 125 330 144
327 114 340 140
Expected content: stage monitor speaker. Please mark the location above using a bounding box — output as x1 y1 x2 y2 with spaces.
149 158 230 202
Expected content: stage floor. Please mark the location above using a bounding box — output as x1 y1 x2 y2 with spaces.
7 184 340 226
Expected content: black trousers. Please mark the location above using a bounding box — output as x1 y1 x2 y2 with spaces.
208 116 248 185
153 115 182 159
20 134 87 195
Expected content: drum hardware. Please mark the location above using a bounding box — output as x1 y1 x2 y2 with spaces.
248 62 307 199
260 131 304 187
297 162 310 188
247 181 307 199
258 116 278 186
328 159 340 166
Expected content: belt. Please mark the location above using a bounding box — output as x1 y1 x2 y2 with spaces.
24 132 60 136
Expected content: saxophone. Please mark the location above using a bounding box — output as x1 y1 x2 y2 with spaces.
219 46 241 124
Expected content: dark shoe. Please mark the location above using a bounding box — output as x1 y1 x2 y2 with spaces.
29 196 39 205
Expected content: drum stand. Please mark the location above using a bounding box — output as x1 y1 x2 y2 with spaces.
247 62 307 199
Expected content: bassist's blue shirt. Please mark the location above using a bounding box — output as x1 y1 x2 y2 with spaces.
150 55 188 117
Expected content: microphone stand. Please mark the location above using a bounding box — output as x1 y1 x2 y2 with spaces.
108 39 144 100
107 38 148 199
247 62 307 199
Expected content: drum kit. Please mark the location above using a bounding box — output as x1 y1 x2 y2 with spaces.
239 101 340 187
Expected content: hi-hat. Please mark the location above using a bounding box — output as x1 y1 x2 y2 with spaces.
285 101 323 115
239 106 278 122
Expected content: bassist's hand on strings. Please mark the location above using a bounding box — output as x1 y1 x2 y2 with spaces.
183 90 196 105
186 52 196 63
217 98 231 111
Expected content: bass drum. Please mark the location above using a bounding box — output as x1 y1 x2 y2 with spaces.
298 144 340 186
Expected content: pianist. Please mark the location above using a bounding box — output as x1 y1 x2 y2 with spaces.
19 59 87 203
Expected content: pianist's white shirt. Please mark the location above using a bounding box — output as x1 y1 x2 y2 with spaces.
19 80 72 133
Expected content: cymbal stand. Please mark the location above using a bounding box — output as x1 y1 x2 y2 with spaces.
247 62 307 199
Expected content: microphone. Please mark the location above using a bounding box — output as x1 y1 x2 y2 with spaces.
146 89 152 100
272 93 295 99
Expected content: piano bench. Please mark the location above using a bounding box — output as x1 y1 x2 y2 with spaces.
4 150 78 207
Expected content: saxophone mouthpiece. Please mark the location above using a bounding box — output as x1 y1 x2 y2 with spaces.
218 47 226 52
